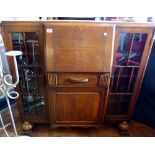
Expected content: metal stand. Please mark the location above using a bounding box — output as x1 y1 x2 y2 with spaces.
26 40 38 64
0 51 22 136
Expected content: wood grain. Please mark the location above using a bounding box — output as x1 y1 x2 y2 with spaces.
45 24 115 72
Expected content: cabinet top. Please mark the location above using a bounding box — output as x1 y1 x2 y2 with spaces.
1 20 155 28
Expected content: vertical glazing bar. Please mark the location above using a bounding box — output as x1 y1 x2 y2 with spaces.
127 34 134 66
117 95 121 115
32 94 36 115
36 67 39 93
22 32 28 64
127 67 134 92
115 67 122 93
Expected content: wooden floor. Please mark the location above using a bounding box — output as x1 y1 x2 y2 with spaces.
1 105 155 137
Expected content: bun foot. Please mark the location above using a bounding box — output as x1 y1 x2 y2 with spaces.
22 121 33 136
118 121 129 136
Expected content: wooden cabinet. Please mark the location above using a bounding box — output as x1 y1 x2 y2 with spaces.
1 21 154 130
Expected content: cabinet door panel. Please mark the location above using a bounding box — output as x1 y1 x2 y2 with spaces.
45 24 115 72
106 26 154 121
2 23 48 122
52 92 100 124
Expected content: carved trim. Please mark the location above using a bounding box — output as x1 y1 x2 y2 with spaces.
99 73 110 87
48 74 57 86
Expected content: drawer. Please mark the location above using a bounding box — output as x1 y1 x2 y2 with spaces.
48 73 99 87
48 73 110 87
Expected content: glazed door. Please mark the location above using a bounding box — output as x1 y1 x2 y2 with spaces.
106 26 154 121
2 23 48 122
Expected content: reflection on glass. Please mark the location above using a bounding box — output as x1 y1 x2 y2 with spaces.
10 32 23 51
116 33 133 65
110 66 139 93
10 32 26 65
10 32 40 65
107 95 120 115
25 32 40 65
129 33 147 66
22 95 45 115
117 68 132 93
34 96 45 115
116 32 147 66
22 94 34 114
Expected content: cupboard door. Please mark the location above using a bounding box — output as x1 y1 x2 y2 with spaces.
106 26 154 120
2 23 48 122
51 92 101 126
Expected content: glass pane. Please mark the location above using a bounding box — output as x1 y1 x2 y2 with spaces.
107 94 131 115
22 94 46 116
10 32 40 65
38 76 45 94
107 95 120 115
118 76 130 93
110 76 117 93
10 32 25 65
129 33 147 66
117 67 132 93
34 96 46 115
110 67 133 93
28 77 38 94
116 32 133 65
119 95 131 115
22 94 35 114
10 32 24 51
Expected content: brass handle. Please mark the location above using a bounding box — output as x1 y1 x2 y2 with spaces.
67 78 89 83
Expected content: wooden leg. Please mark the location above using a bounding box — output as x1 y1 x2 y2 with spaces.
118 121 129 136
22 121 33 136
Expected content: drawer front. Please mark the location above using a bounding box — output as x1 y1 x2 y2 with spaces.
48 73 99 87
48 73 110 87
58 74 99 87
